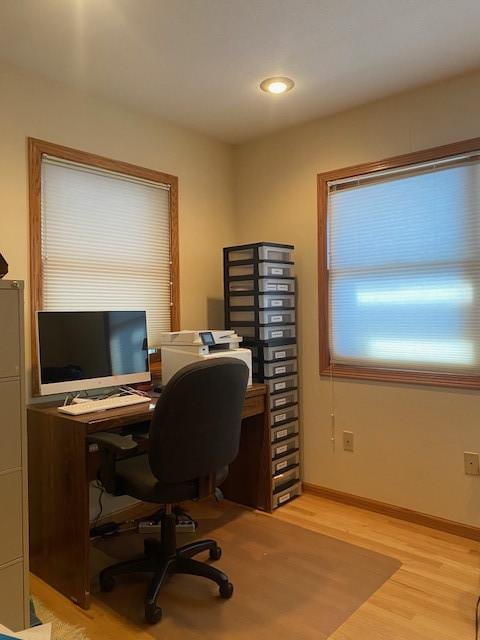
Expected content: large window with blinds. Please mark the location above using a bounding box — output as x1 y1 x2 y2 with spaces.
317 138 480 389
29 139 179 390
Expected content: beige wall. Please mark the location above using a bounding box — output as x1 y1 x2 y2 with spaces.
235 70 480 527
0 62 236 387
3 57 480 527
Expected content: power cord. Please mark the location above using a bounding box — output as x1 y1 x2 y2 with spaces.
119 385 150 397
93 478 105 525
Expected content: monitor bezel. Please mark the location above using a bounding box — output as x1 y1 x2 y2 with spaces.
36 310 151 396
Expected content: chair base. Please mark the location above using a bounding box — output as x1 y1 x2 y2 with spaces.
99 535 233 624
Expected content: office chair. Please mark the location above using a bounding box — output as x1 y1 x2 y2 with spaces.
89 358 249 624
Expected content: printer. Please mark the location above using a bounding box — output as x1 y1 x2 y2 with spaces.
159 330 252 386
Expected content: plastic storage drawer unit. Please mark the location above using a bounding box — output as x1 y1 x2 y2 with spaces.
252 360 298 384
253 363 297 381
261 293 295 309
263 343 297 361
271 450 300 475
223 241 301 511
266 374 298 394
273 466 300 494
272 435 300 459
271 421 299 443
225 243 294 264
227 262 295 279
257 245 294 263
248 343 296 361
262 360 297 378
270 405 298 427
268 374 298 394
228 309 296 325
270 389 298 410
234 325 296 341
272 481 302 509
227 277 295 294
228 293 295 309
261 278 295 293
258 262 294 278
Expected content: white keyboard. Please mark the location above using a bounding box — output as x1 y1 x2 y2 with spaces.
58 394 152 416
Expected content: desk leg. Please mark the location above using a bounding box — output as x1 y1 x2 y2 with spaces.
221 411 272 512
28 412 91 608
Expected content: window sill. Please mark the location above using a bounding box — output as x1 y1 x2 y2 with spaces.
320 364 480 390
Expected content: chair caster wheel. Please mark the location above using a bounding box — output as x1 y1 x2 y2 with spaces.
209 545 222 561
145 604 163 624
219 581 234 599
99 573 115 592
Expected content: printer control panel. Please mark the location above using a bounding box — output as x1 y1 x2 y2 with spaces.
199 331 215 346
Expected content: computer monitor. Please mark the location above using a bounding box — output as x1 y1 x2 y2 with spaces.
36 310 151 395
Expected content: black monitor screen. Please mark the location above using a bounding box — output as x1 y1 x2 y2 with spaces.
38 311 149 385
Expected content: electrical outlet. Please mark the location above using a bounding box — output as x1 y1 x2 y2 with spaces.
343 431 354 452
464 452 480 475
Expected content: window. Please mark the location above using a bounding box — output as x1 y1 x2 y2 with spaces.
317 138 480 389
29 138 179 390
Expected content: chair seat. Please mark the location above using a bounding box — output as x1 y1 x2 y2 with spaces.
116 453 228 503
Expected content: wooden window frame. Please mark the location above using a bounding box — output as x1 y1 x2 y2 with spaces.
28 137 179 392
318 136 480 390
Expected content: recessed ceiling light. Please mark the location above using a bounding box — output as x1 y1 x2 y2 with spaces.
260 76 295 95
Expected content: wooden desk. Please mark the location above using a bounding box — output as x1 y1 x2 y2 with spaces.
27 384 270 608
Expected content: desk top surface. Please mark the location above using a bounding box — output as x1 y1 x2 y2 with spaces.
27 383 267 429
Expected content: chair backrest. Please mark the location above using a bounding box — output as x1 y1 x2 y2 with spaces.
148 358 249 484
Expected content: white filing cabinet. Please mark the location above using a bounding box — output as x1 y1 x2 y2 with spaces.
0 280 29 630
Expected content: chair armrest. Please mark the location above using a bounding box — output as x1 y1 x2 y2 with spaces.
87 432 139 452
87 432 138 495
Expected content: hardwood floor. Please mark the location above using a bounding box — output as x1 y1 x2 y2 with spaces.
31 493 480 639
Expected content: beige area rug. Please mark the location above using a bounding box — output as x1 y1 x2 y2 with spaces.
31 597 90 640
92 500 401 639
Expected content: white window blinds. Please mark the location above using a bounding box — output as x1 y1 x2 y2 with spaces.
327 154 480 372
41 156 172 346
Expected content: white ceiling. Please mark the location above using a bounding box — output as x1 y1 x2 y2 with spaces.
1 0 480 143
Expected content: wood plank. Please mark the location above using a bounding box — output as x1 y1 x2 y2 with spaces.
27 384 267 432
221 409 272 511
28 410 90 608
303 482 480 541
30 574 154 640
30 493 480 640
